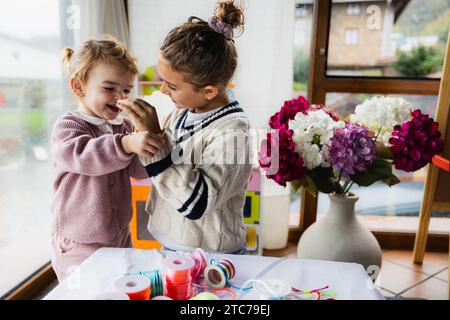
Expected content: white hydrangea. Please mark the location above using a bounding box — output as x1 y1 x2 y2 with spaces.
350 96 411 145
289 109 345 170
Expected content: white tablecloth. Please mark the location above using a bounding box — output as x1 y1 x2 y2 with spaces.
44 248 384 300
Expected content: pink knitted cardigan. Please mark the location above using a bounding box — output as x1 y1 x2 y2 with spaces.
51 112 147 244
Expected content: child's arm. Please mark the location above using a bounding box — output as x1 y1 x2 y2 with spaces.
52 118 161 176
127 154 149 179
141 122 252 220
117 98 162 134
121 132 162 158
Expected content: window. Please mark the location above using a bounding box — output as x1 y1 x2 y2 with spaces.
0 0 75 297
299 0 446 241
345 28 359 45
324 92 449 222
328 0 449 78
317 91 450 234
295 4 309 18
347 4 361 15
291 1 315 227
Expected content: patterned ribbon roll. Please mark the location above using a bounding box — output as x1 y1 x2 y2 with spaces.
204 258 236 289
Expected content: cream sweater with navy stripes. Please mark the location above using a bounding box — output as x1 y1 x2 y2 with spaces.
140 101 253 253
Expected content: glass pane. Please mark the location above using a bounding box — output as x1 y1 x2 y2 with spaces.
320 93 450 227
293 1 314 98
290 1 315 227
0 0 74 297
327 0 449 78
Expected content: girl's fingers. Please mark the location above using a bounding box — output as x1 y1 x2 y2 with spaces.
117 104 141 121
146 138 163 150
116 103 136 116
143 151 155 158
115 103 129 111
135 98 155 111
117 99 146 118
144 145 158 155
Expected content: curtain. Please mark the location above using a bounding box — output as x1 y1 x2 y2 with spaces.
75 0 130 46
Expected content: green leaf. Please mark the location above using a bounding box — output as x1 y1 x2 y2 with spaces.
351 157 400 187
377 145 394 160
289 179 303 194
289 175 318 197
307 167 336 194
302 174 319 197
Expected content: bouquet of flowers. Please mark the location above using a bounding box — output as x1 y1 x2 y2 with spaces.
258 95 444 196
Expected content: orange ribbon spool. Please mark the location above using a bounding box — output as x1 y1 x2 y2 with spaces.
114 274 151 300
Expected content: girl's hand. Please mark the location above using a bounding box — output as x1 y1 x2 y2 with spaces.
121 131 163 158
117 98 162 134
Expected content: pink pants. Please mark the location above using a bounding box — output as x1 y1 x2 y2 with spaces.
51 227 133 283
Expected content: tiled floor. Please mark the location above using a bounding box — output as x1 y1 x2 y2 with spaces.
263 243 449 300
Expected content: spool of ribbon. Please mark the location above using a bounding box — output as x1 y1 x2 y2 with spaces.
114 274 151 300
126 269 164 298
189 292 220 300
151 295 173 300
93 291 130 300
183 248 208 280
164 254 195 300
210 288 237 300
204 258 236 289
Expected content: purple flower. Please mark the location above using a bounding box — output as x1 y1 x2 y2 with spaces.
389 109 444 172
259 127 305 187
269 96 310 129
330 123 378 178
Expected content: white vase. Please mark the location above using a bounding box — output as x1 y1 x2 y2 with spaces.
297 193 382 272
262 194 290 250
262 180 290 250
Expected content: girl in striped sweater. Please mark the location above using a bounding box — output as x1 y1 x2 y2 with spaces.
117 0 252 254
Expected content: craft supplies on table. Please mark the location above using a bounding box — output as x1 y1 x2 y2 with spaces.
43 248 385 300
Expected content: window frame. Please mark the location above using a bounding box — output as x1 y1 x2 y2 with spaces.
291 0 447 248
2 263 56 300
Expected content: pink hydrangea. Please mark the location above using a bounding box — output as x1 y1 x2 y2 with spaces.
269 96 310 129
259 127 305 187
389 109 444 172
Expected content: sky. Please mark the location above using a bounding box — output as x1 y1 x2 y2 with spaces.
0 0 60 39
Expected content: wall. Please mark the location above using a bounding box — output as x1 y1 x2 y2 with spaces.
128 0 295 128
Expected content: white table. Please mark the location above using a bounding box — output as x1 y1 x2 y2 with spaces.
44 248 385 300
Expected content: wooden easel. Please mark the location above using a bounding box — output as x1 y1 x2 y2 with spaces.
412 30 450 298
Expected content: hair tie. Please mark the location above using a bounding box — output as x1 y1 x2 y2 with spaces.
208 16 234 39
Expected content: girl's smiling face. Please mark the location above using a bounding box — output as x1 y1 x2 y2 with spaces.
73 62 136 120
